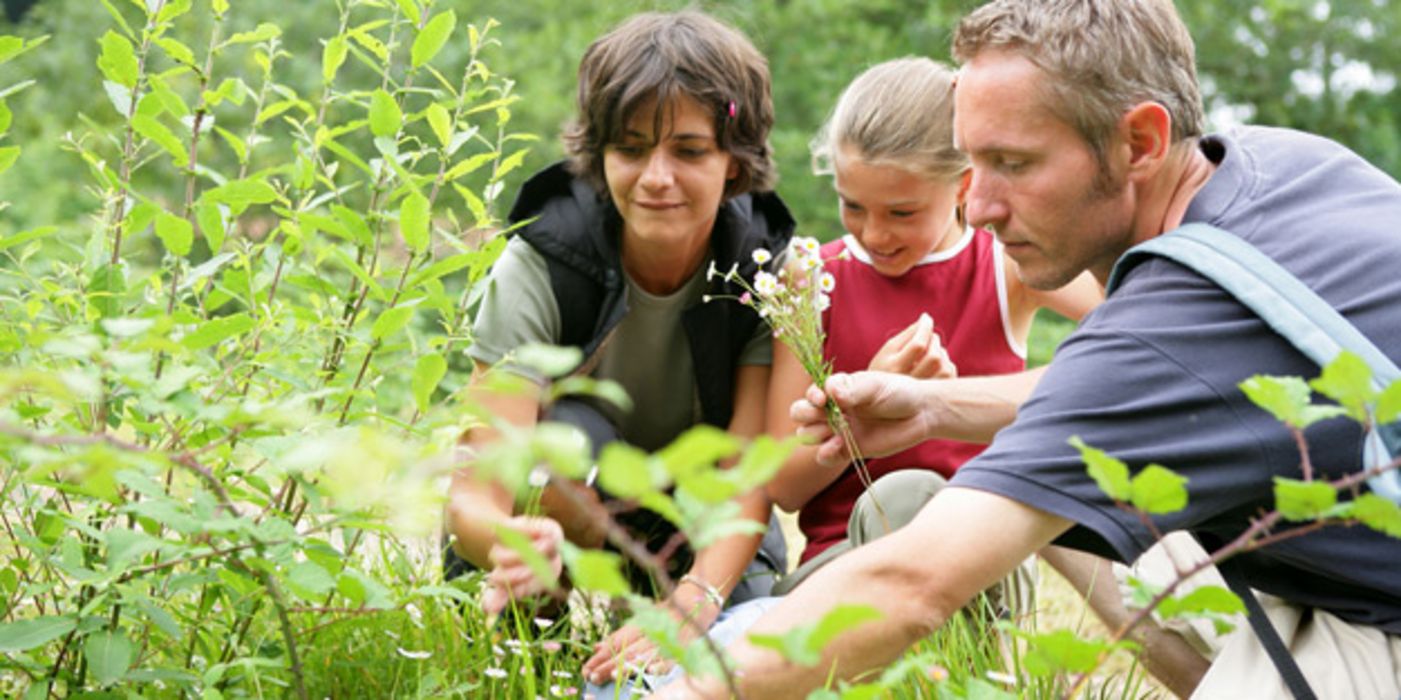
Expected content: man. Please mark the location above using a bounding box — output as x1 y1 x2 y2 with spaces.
653 1 1401 698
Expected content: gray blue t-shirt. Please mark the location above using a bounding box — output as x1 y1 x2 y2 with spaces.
952 126 1401 633
469 236 772 451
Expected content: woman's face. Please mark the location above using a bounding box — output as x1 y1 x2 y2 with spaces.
603 93 738 258
834 145 964 278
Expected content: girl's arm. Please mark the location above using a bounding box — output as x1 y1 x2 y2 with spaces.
763 337 844 513
1004 254 1103 344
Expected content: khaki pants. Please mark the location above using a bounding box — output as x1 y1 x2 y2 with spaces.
773 469 1036 617
1118 532 1401 700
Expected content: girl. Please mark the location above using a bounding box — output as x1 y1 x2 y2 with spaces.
765 57 1101 597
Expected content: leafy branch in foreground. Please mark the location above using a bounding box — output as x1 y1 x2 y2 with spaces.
1044 351 1401 697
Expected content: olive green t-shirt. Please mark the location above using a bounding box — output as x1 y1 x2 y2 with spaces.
469 237 771 451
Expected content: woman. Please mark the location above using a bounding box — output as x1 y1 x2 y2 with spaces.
443 10 791 691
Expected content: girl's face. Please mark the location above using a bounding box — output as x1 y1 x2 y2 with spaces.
603 93 738 258
834 145 965 278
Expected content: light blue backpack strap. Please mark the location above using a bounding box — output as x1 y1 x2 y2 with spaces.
1107 223 1401 502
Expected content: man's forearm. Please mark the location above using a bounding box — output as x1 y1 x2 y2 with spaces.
924 366 1048 444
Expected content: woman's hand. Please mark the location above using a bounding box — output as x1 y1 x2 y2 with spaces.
582 589 717 685
868 313 956 379
480 515 565 616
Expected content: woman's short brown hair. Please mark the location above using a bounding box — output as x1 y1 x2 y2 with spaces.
563 11 776 199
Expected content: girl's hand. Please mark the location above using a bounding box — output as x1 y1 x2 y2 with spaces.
868 313 957 379
481 515 564 616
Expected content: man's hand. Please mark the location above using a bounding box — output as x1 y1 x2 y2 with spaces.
791 372 935 468
481 515 564 616
868 313 957 379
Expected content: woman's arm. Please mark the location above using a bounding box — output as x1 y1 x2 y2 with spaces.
583 363 775 684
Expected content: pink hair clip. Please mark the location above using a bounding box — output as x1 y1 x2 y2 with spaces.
727 101 737 119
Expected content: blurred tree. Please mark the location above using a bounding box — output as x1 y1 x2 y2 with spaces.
2 0 39 23
0 0 1396 238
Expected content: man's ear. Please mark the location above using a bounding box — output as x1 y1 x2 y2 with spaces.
1122 102 1172 179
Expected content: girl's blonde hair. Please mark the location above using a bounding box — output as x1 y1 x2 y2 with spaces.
811 57 966 183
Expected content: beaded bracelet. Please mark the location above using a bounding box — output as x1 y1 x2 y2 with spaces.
678 574 724 610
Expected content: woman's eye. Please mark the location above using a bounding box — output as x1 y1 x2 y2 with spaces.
677 147 708 159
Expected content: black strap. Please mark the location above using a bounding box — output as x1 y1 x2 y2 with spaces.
1215 558 1317 700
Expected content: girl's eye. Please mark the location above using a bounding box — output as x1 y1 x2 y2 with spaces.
840 200 863 213
890 210 916 219
614 145 644 157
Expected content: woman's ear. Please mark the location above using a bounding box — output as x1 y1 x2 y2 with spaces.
727 156 740 181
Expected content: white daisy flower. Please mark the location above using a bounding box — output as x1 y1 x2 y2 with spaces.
819 273 836 293
485 667 508 679
754 271 779 296
752 248 772 264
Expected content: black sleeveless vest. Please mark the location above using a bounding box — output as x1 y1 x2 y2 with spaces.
508 162 795 428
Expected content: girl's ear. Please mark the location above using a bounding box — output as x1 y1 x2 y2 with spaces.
727 155 740 181
955 171 973 228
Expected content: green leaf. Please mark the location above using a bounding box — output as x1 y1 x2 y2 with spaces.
395 0 419 23
446 151 498 181
1156 585 1245 619
512 343 582 378
1070 436 1131 502
495 526 560 592
411 353 447 413
426 102 452 148
411 10 456 68
810 604 883 650
562 546 628 596
368 88 401 139
407 252 474 289
98 31 139 88
204 179 278 207
1377 380 1401 425
399 191 430 254
131 114 189 167
598 442 653 500
658 425 740 481
215 126 247 164
1274 477 1338 522
322 35 348 84
155 36 195 67
1353 493 1401 538
492 147 530 181
286 561 336 599
0 225 56 252
154 211 193 256
531 423 591 480
1129 464 1189 515
89 263 126 318
181 312 254 351
1309 351 1375 423
1241 374 1346 429
748 604 882 668
732 435 796 491
0 616 76 652
225 23 280 46
370 305 414 341
0 145 18 176
0 36 23 65
1019 628 1110 676
195 202 225 252
0 100 11 135
83 630 134 686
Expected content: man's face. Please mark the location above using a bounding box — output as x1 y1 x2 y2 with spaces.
954 49 1136 289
